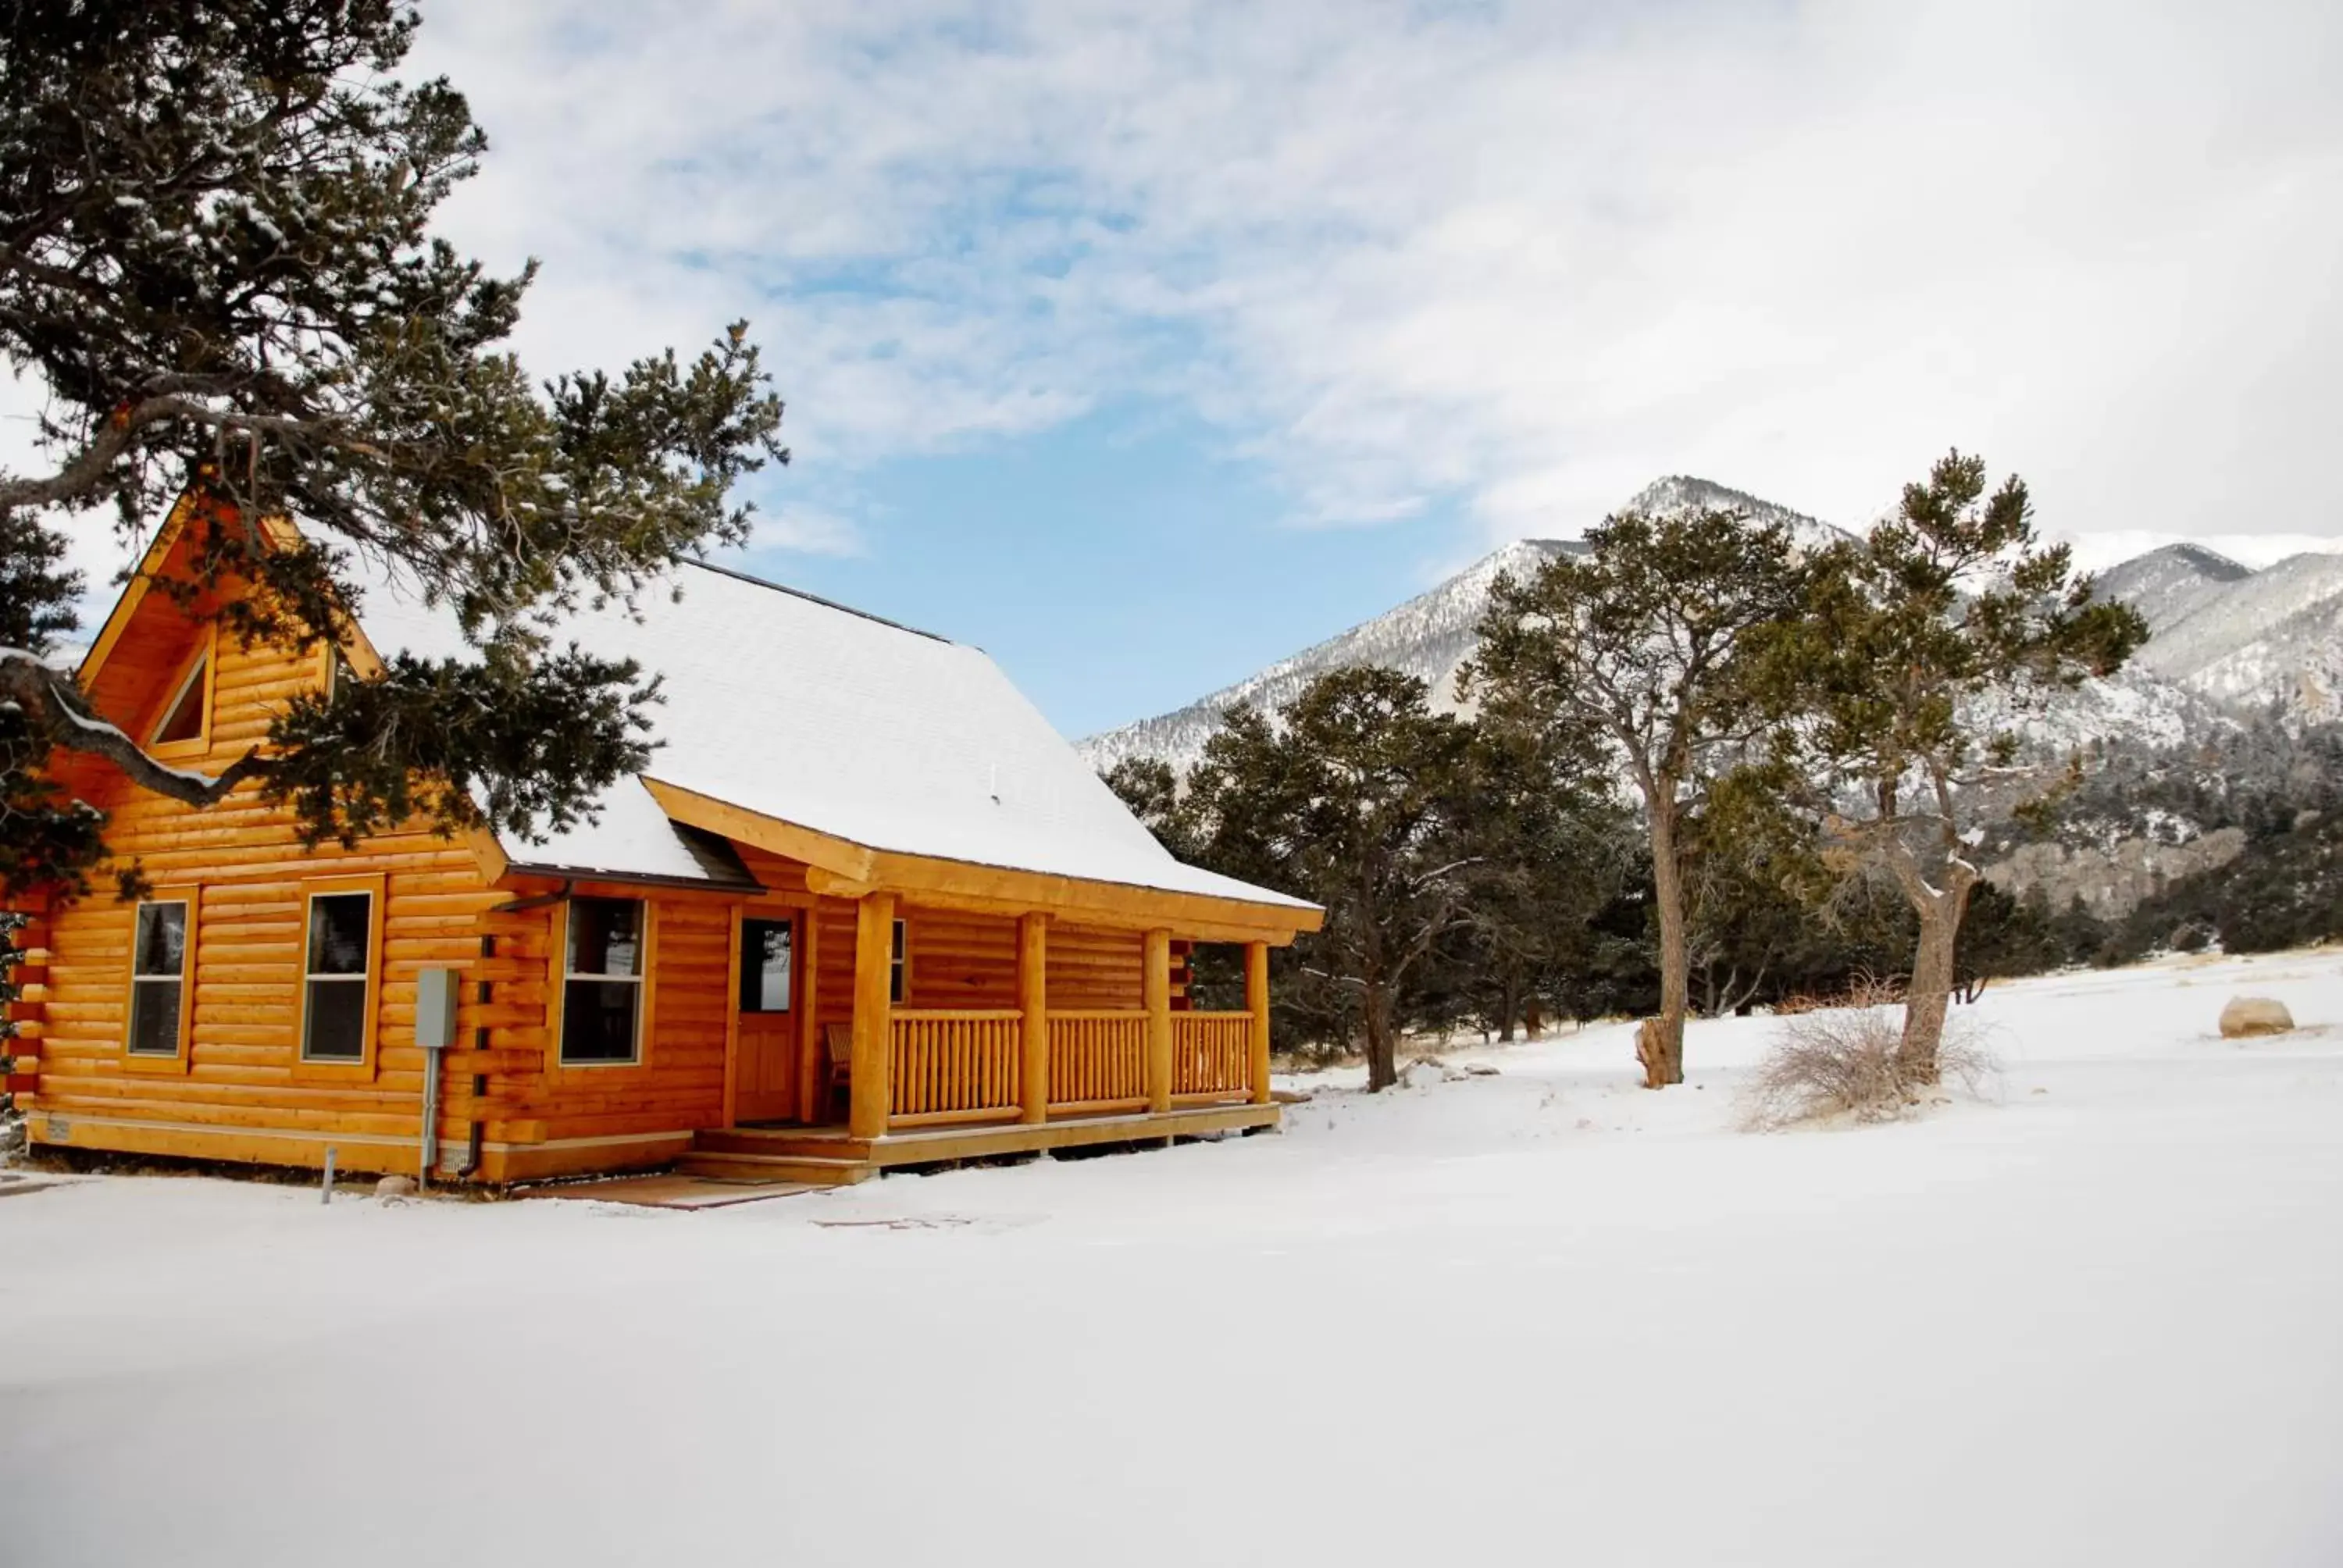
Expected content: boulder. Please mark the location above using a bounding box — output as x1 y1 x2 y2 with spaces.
2219 996 2295 1039
375 1174 419 1200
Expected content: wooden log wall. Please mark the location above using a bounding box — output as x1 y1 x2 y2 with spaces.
2 903 49 1096
808 903 1147 1016
20 568 736 1181
1047 922 1146 1010
30 603 513 1177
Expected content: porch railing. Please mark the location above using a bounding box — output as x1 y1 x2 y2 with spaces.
1172 1011 1252 1099
889 1009 1023 1126
1047 1010 1147 1112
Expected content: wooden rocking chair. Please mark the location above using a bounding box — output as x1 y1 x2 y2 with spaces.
822 1022 854 1122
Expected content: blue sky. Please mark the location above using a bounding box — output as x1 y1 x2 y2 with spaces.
20 1 2338 739
765 403 1475 736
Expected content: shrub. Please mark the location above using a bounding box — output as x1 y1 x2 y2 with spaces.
1743 1004 1998 1130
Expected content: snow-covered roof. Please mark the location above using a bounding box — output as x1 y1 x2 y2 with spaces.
343 546 1314 913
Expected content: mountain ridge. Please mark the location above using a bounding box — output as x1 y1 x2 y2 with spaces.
1076 476 2342 772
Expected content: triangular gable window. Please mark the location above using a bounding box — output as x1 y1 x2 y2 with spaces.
151 654 209 745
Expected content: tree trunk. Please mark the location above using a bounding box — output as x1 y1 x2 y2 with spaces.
1496 964 1519 1042
1644 796 1689 1087
1523 997 1544 1041
1899 875 1975 1083
1362 979 1399 1092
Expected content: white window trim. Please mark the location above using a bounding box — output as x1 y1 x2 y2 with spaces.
559 897 649 1067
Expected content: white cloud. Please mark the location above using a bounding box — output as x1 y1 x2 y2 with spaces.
744 504 864 559
23 1 2338 597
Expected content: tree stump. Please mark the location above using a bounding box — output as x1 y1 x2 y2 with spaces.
1635 1017 1667 1089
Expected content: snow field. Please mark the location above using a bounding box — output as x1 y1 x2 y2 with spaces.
4 950 2341 1566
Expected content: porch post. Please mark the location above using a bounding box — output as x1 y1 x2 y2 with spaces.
794 908 822 1123
1018 913 1050 1124
1246 940 1272 1105
1143 927 1172 1114
849 893 896 1141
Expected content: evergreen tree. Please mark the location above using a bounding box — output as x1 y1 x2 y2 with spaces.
1778 452 2146 1078
1181 668 1478 1091
0 2 786 890
0 910 21 1153
0 504 105 891
1450 718 1642 1040
1100 757 1194 860
1472 506 1806 1086
1679 762 1831 1017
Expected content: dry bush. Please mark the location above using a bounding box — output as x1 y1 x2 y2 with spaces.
1743 1005 1998 1130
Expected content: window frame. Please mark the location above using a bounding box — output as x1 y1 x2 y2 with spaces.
553 896 655 1071
737 915 797 1015
290 875 386 1082
146 625 216 758
890 918 908 1006
121 886 200 1074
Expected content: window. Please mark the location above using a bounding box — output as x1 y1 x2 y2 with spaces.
127 898 191 1058
739 918 793 1013
150 650 209 745
562 897 646 1065
323 649 355 701
300 889 376 1063
890 918 907 1005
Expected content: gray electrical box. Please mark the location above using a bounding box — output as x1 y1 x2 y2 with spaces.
415 967 461 1051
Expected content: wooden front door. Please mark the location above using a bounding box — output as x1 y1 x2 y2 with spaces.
735 914 801 1122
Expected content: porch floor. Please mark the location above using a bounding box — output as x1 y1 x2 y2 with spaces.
679 1100 1279 1185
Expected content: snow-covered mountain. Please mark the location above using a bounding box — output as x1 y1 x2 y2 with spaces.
1076 476 2340 772
1079 476 1851 774
2088 543 2251 634
1617 475 1847 556
1079 536 1586 774
2129 552 2343 718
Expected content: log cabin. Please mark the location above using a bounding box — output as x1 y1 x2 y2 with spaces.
2 496 1321 1185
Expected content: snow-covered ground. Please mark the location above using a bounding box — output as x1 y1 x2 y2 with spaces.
7 951 2343 1566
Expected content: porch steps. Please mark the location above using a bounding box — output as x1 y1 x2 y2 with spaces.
693 1128 876 1162
672 1149 876 1186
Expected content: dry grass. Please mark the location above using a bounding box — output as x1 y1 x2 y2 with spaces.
1771 971 1907 1017
1743 1004 1999 1131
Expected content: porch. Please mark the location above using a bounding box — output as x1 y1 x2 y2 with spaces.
682 1099 1280 1185
700 893 1281 1185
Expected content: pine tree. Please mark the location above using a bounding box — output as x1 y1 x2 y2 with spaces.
1449 719 1640 1041
1778 452 2146 1078
1181 668 1478 1091
1678 761 1831 1017
0 2 786 890
1471 507 1806 1086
